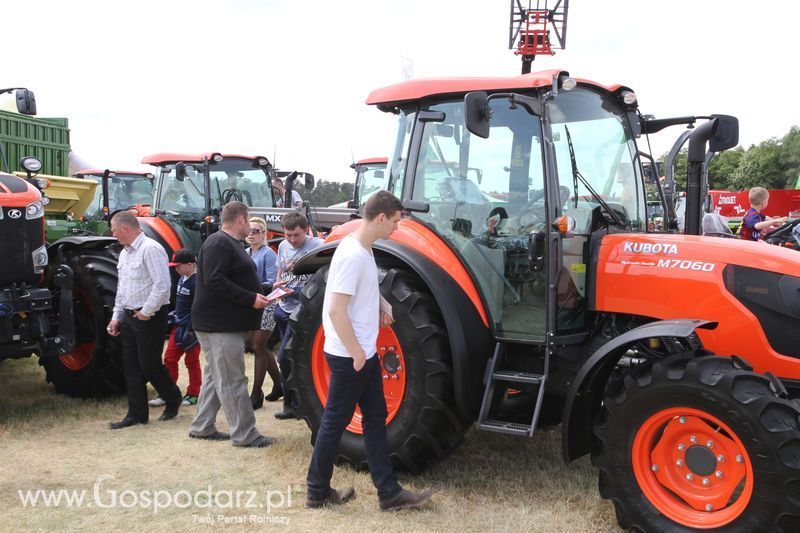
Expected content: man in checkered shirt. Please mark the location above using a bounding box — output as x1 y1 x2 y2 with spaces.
107 211 182 429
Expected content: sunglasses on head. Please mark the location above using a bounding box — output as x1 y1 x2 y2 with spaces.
249 228 263 234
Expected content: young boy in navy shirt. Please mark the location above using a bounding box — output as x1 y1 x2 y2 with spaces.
150 249 202 406
740 187 788 241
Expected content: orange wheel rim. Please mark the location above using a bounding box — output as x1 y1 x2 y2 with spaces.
632 407 753 529
58 287 95 371
311 325 406 434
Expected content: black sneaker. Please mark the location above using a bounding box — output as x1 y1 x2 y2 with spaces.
274 407 296 420
189 431 230 441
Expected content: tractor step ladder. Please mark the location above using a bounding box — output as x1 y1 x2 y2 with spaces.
476 342 548 437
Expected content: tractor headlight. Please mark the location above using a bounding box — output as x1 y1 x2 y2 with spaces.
26 200 44 219
32 245 48 273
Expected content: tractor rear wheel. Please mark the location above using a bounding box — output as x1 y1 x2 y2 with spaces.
41 246 125 397
288 266 468 473
592 353 800 532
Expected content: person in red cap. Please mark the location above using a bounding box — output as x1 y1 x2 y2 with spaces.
149 248 202 407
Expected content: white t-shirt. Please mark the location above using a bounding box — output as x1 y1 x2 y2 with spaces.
277 190 303 208
322 236 379 359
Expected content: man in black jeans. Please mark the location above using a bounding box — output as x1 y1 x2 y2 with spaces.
107 211 182 429
305 191 432 511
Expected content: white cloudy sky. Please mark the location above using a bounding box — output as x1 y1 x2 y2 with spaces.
4 0 799 181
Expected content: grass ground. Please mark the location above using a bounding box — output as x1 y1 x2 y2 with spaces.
0 354 617 532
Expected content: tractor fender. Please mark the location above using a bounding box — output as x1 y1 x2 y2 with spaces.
294 240 493 421
561 319 717 463
48 236 118 260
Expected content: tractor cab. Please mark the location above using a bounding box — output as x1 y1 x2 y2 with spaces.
144 153 274 247
373 70 647 341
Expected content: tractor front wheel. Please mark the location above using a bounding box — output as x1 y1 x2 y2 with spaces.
41 246 125 397
288 266 468 473
592 353 800 532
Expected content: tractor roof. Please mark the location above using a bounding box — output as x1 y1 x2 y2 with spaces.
366 69 625 108
353 157 388 167
140 153 270 165
75 169 154 178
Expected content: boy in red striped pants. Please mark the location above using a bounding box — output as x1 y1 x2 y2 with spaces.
150 249 202 406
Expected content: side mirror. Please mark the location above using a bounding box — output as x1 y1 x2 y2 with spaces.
304 173 315 191
709 114 739 153
464 91 490 139
175 162 186 182
347 200 356 209
15 89 37 115
528 230 546 272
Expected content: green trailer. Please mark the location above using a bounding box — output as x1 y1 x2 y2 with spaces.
0 109 69 176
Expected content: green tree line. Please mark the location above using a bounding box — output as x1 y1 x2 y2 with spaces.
304 180 355 207
658 125 800 192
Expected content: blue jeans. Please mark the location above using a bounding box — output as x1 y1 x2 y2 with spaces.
306 354 401 501
273 304 295 408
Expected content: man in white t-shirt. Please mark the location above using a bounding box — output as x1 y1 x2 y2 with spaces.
305 191 432 511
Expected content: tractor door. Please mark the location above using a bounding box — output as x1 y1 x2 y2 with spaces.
407 99 549 342
545 88 647 332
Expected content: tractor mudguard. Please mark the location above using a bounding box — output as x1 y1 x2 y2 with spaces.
294 239 493 420
48 236 118 259
562 319 717 463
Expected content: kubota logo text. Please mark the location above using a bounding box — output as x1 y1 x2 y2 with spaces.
623 242 678 255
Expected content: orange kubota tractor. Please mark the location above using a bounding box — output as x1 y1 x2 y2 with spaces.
287 70 800 531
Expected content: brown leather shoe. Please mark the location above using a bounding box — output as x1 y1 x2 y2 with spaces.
305 487 356 508
379 489 433 511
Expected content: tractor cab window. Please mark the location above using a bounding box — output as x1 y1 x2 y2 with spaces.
409 99 547 341
158 165 206 213
356 163 388 206
388 109 415 197
108 176 154 212
548 88 645 233
208 163 272 209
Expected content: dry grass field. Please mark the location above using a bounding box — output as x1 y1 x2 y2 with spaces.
0 353 617 532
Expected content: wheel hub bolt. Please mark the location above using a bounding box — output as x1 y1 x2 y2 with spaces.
717 455 725 463
702 478 710 486
679 417 687 424
677 444 686 451
705 504 713 512
651 464 659 472
715 471 723 478
690 435 698 444
391 374 398 380
706 440 714 448
736 455 744 463
382 375 389 380
686 473 694 481
676 459 684 467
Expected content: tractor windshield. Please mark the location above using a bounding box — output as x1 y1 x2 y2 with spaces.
548 88 645 232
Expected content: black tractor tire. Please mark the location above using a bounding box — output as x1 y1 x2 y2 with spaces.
287 266 469 473
41 246 125 397
592 353 800 532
